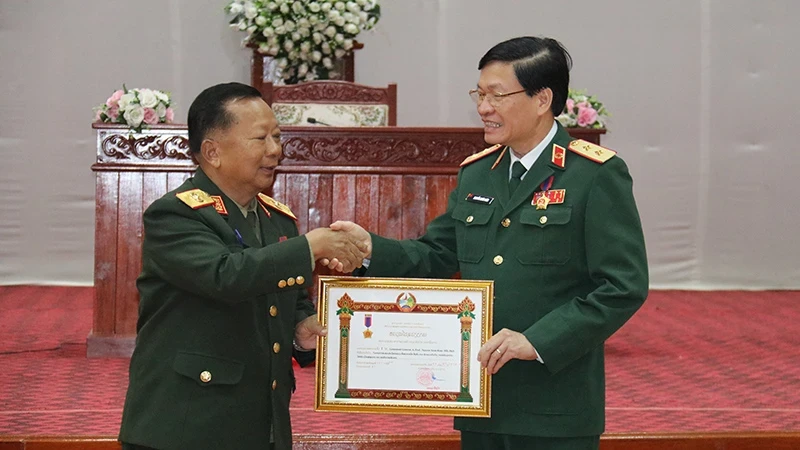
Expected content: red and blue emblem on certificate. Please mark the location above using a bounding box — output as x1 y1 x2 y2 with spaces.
395 292 417 312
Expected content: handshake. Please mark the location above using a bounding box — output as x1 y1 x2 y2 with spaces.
305 221 372 273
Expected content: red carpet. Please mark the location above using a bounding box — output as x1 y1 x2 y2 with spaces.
1 286 799 436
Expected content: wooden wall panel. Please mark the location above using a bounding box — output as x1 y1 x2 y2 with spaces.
114 172 143 335
287 174 310 234
401 175 427 239
355 175 381 233
271 173 287 207
424 176 456 225
377 175 403 239
92 124 612 356
331 174 356 222
166 172 189 191
307 174 333 231
141 172 168 214
92 172 119 335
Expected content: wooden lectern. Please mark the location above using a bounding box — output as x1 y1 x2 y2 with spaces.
88 124 604 357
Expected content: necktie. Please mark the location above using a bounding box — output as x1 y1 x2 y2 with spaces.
246 210 261 244
508 161 527 195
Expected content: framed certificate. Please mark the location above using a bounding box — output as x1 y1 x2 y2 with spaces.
314 276 493 417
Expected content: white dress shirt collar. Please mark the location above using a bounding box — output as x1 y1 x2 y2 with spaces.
508 121 558 180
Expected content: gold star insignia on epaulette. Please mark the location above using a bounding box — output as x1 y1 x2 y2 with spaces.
568 139 616 164
257 193 297 221
460 144 504 167
176 189 215 210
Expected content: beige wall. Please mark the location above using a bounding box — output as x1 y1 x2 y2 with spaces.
1 0 798 288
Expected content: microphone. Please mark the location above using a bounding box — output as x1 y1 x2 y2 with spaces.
307 117 332 126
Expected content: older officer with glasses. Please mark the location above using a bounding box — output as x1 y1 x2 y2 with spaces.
330 36 649 450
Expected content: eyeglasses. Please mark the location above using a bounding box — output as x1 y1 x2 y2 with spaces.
468 88 527 106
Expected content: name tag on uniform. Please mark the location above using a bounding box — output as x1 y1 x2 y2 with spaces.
466 193 494 205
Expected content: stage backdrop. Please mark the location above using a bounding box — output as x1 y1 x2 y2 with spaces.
0 0 798 289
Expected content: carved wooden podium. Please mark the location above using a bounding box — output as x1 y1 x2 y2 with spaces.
89 124 604 357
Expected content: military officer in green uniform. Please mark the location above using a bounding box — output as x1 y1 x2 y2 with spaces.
331 36 649 449
119 82 368 450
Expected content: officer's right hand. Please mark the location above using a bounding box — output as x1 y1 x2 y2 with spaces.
305 227 368 273
319 221 372 272
330 221 372 258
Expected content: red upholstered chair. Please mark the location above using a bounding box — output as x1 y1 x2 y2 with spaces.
259 80 397 127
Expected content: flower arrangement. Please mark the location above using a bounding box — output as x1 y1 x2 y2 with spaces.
556 88 609 129
94 85 174 133
225 0 381 84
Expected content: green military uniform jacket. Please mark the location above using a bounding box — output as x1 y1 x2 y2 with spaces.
119 169 316 450
366 123 648 437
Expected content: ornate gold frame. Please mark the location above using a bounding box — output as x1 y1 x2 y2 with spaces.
314 276 493 417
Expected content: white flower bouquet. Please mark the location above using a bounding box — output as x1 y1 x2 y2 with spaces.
556 88 609 129
94 85 174 133
226 0 381 84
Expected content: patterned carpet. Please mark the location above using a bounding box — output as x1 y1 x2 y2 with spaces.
0 286 798 436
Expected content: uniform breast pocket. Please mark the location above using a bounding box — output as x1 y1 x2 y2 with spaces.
517 206 572 265
451 204 493 263
173 351 247 416
173 351 245 387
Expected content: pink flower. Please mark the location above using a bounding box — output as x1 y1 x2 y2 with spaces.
94 109 103 122
106 89 124 108
565 98 575 112
165 107 174 123
576 101 590 110
577 106 598 127
107 106 120 122
143 107 159 125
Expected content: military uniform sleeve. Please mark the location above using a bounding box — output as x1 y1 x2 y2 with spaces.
523 157 649 374
141 196 313 304
366 186 460 279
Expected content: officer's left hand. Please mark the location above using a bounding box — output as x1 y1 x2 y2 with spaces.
478 328 538 374
295 314 327 350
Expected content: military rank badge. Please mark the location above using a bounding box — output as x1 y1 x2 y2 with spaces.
210 195 228 216
532 190 566 210
363 313 373 338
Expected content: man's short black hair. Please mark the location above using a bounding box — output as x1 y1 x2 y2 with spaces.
187 82 264 154
478 36 572 116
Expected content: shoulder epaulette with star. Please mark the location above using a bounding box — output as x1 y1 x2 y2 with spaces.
175 189 215 210
257 193 297 221
568 139 616 164
459 144 503 167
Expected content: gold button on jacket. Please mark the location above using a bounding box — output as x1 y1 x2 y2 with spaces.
269 305 278 317
502 218 511 227
273 342 281 353
287 277 295 286
493 255 504 265
278 280 287 288
199 371 212 383
296 275 305 285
